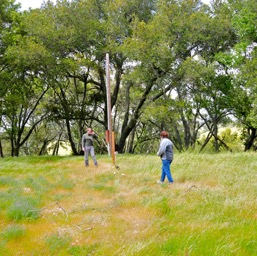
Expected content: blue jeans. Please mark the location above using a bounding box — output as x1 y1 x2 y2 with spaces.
160 159 173 183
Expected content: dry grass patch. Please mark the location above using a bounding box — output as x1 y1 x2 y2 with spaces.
1 153 257 255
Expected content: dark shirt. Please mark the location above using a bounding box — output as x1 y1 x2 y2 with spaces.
82 133 97 147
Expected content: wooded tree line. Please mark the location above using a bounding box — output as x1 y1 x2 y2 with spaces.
0 0 257 157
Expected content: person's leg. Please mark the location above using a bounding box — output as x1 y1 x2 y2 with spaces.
90 146 98 166
160 160 166 182
163 160 173 183
84 147 90 166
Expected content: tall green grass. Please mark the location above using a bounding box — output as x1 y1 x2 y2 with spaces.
0 153 257 255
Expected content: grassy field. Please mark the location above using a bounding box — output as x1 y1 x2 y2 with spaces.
0 152 257 255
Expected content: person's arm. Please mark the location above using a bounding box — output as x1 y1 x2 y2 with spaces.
158 139 171 157
157 141 165 156
81 134 85 151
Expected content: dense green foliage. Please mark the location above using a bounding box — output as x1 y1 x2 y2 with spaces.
1 0 257 156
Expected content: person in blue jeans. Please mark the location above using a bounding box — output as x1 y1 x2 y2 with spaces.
157 130 174 184
82 128 98 166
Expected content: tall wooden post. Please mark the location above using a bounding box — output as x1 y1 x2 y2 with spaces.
106 53 115 163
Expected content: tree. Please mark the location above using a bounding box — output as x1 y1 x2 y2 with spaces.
20 0 159 154
1 73 50 156
118 0 237 152
0 0 23 156
228 0 257 150
2 0 255 155
0 5 55 156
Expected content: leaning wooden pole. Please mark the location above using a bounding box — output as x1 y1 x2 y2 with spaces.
105 53 115 163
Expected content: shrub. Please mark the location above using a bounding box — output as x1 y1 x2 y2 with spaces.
1 224 26 241
45 233 71 254
6 198 40 221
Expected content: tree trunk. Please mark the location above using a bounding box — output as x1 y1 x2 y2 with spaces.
0 139 4 158
118 80 155 152
127 127 136 153
244 127 257 151
65 119 78 155
173 124 184 152
199 132 212 152
213 122 219 152
52 141 59 156
39 140 49 155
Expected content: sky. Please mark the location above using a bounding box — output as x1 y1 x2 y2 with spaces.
17 0 56 10
17 0 210 11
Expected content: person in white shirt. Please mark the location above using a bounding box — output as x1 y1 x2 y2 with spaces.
157 130 174 184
